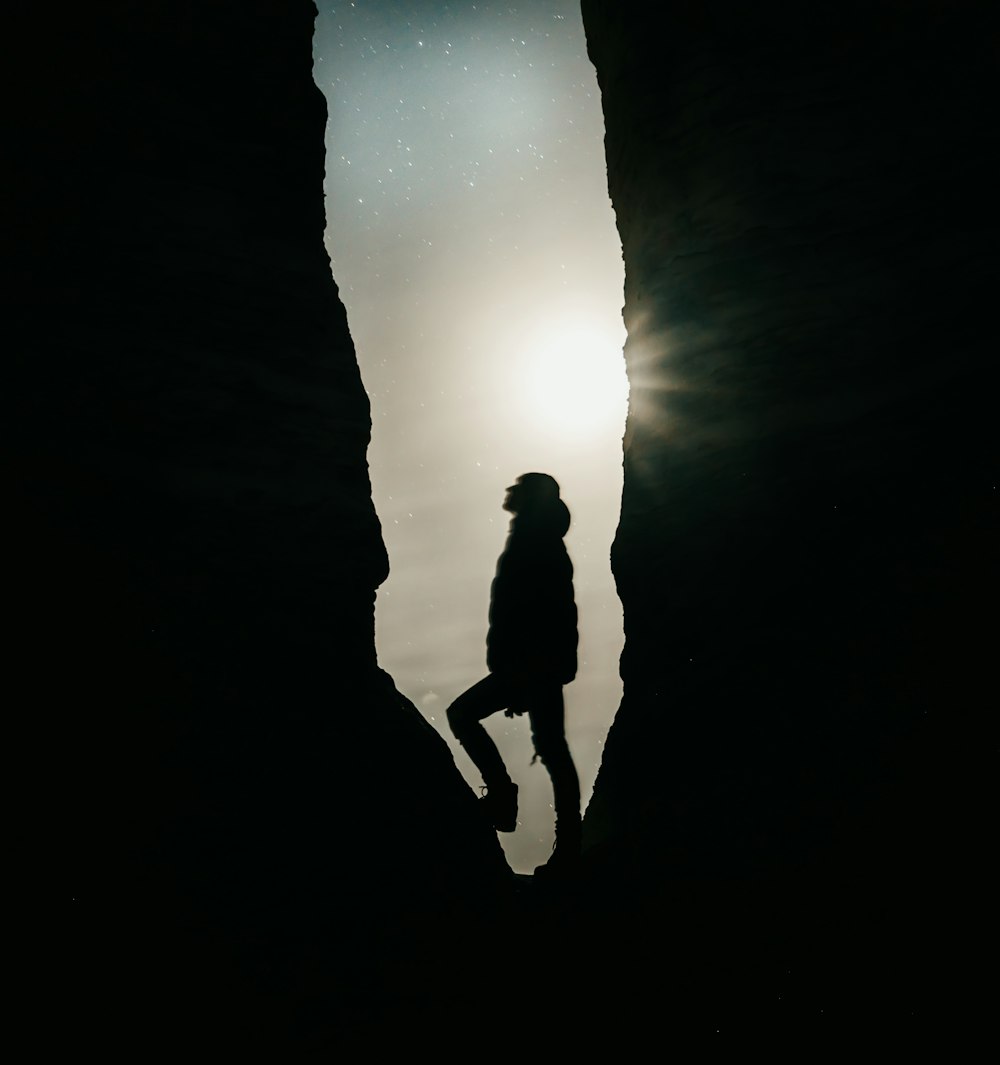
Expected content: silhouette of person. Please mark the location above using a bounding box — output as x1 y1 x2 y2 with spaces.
447 472 581 876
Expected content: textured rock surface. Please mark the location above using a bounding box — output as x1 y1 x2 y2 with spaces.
580 0 996 1013
11 1 511 1047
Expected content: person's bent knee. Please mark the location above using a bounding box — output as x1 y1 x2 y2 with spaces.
447 695 480 740
446 700 465 737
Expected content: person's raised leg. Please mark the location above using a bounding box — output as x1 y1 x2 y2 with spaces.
446 674 518 831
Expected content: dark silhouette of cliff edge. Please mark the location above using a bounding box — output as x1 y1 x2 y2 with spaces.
10 1 512 1051
579 0 996 1035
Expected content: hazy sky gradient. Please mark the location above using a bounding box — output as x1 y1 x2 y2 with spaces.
314 0 627 872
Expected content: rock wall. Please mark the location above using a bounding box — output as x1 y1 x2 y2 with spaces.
580 0 996 932
11 1 511 1046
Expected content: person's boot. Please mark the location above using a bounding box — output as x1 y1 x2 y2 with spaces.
479 780 518 832
534 815 582 879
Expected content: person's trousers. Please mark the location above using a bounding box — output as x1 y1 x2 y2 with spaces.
446 673 580 821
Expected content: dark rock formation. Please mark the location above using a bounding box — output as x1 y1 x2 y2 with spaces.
10 1 511 1049
580 0 996 1023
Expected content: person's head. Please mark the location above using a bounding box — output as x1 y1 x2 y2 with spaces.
503 472 570 535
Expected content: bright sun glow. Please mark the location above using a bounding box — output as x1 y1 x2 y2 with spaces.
519 318 629 441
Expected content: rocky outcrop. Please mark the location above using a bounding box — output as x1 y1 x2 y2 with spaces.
11 1 511 1047
580 0 996 1014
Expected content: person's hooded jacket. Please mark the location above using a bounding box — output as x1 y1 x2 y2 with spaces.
486 499 577 685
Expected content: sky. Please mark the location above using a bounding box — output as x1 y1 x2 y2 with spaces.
313 0 627 873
